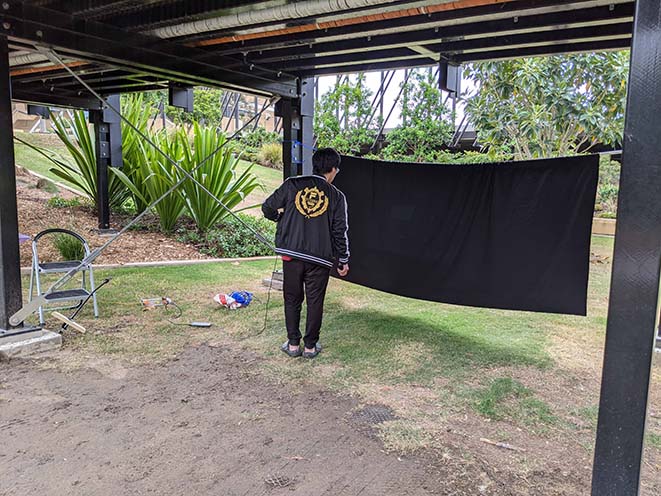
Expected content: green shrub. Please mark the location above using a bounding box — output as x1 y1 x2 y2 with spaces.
377 149 508 164
47 196 83 209
53 234 85 261
36 178 59 194
596 156 620 218
176 214 275 258
257 142 283 169
240 127 280 150
239 128 281 162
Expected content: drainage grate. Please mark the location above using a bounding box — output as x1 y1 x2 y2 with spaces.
352 404 397 425
264 474 294 488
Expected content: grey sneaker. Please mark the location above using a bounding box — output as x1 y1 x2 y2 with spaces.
302 342 322 359
281 341 302 357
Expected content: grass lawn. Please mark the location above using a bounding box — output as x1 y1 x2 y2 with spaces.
13 132 80 189
25 235 660 475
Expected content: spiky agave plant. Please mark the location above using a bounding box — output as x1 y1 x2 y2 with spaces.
111 129 186 232
176 122 261 232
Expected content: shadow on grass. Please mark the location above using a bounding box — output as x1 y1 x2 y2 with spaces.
320 305 551 384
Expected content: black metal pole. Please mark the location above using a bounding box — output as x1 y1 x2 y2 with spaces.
92 112 110 230
379 71 385 123
0 36 23 332
90 94 121 231
278 98 296 179
300 77 314 176
591 1 661 494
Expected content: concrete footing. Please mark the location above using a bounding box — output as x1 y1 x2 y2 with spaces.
0 329 62 361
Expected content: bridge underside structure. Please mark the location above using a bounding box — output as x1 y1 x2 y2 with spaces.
0 2 657 495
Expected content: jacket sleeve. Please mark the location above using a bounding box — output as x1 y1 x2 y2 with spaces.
262 181 288 222
331 191 350 264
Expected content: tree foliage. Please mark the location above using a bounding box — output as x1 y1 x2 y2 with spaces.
382 69 454 162
464 52 629 159
314 74 379 154
141 87 226 127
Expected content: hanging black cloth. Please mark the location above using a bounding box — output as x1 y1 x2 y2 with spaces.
332 155 599 315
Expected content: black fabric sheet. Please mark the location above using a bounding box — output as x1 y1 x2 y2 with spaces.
333 155 599 315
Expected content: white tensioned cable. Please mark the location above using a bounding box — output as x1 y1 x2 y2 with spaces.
10 50 280 326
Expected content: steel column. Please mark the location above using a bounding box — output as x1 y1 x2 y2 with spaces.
0 36 23 333
300 78 314 175
276 78 314 179
591 1 661 494
89 94 121 230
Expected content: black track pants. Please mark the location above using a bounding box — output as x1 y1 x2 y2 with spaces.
282 258 331 350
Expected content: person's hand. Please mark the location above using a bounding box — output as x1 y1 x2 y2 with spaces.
337 264 349 277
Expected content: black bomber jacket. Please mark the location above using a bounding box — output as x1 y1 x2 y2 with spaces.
262 175 350 269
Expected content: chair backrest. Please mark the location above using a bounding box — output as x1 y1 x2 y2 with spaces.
32 228 91 265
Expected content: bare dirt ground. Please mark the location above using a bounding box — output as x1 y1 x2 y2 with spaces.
16 167 207 267
1 345 460 496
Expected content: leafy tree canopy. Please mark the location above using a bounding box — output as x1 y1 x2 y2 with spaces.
383 69 454 162
314 73 379 154
464 51 629 159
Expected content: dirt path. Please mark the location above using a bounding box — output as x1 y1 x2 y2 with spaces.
0 345 448 496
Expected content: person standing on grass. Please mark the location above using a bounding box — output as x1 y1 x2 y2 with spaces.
262 148 350 359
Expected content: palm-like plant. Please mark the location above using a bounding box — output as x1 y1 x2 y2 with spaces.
111 130 186 232
119 94 154 213
176 123 261 232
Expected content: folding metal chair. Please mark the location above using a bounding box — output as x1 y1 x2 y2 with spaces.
28 228 99 326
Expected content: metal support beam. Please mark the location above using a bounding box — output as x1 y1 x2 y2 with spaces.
11 88 102 109
1 1 297 97
89 94 121 230
276 78 314 179
0 36 23 333
591 1 661 494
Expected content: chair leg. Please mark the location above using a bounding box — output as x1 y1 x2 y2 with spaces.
28 262 35 303
88 265 99 319
34 269 45 326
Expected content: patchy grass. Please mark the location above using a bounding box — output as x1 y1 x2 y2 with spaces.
648 433 661 450
470 377 557 429
378 420 433 453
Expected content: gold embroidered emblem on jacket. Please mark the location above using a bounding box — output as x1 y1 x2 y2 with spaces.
295 187 329 218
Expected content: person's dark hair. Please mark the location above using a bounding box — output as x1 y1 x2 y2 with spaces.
312 148 341 175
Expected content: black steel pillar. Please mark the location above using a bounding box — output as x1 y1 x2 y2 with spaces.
276 78 314 179
0 36 22 332
592 1 661 494
379 71 385 123
89 94 122 231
